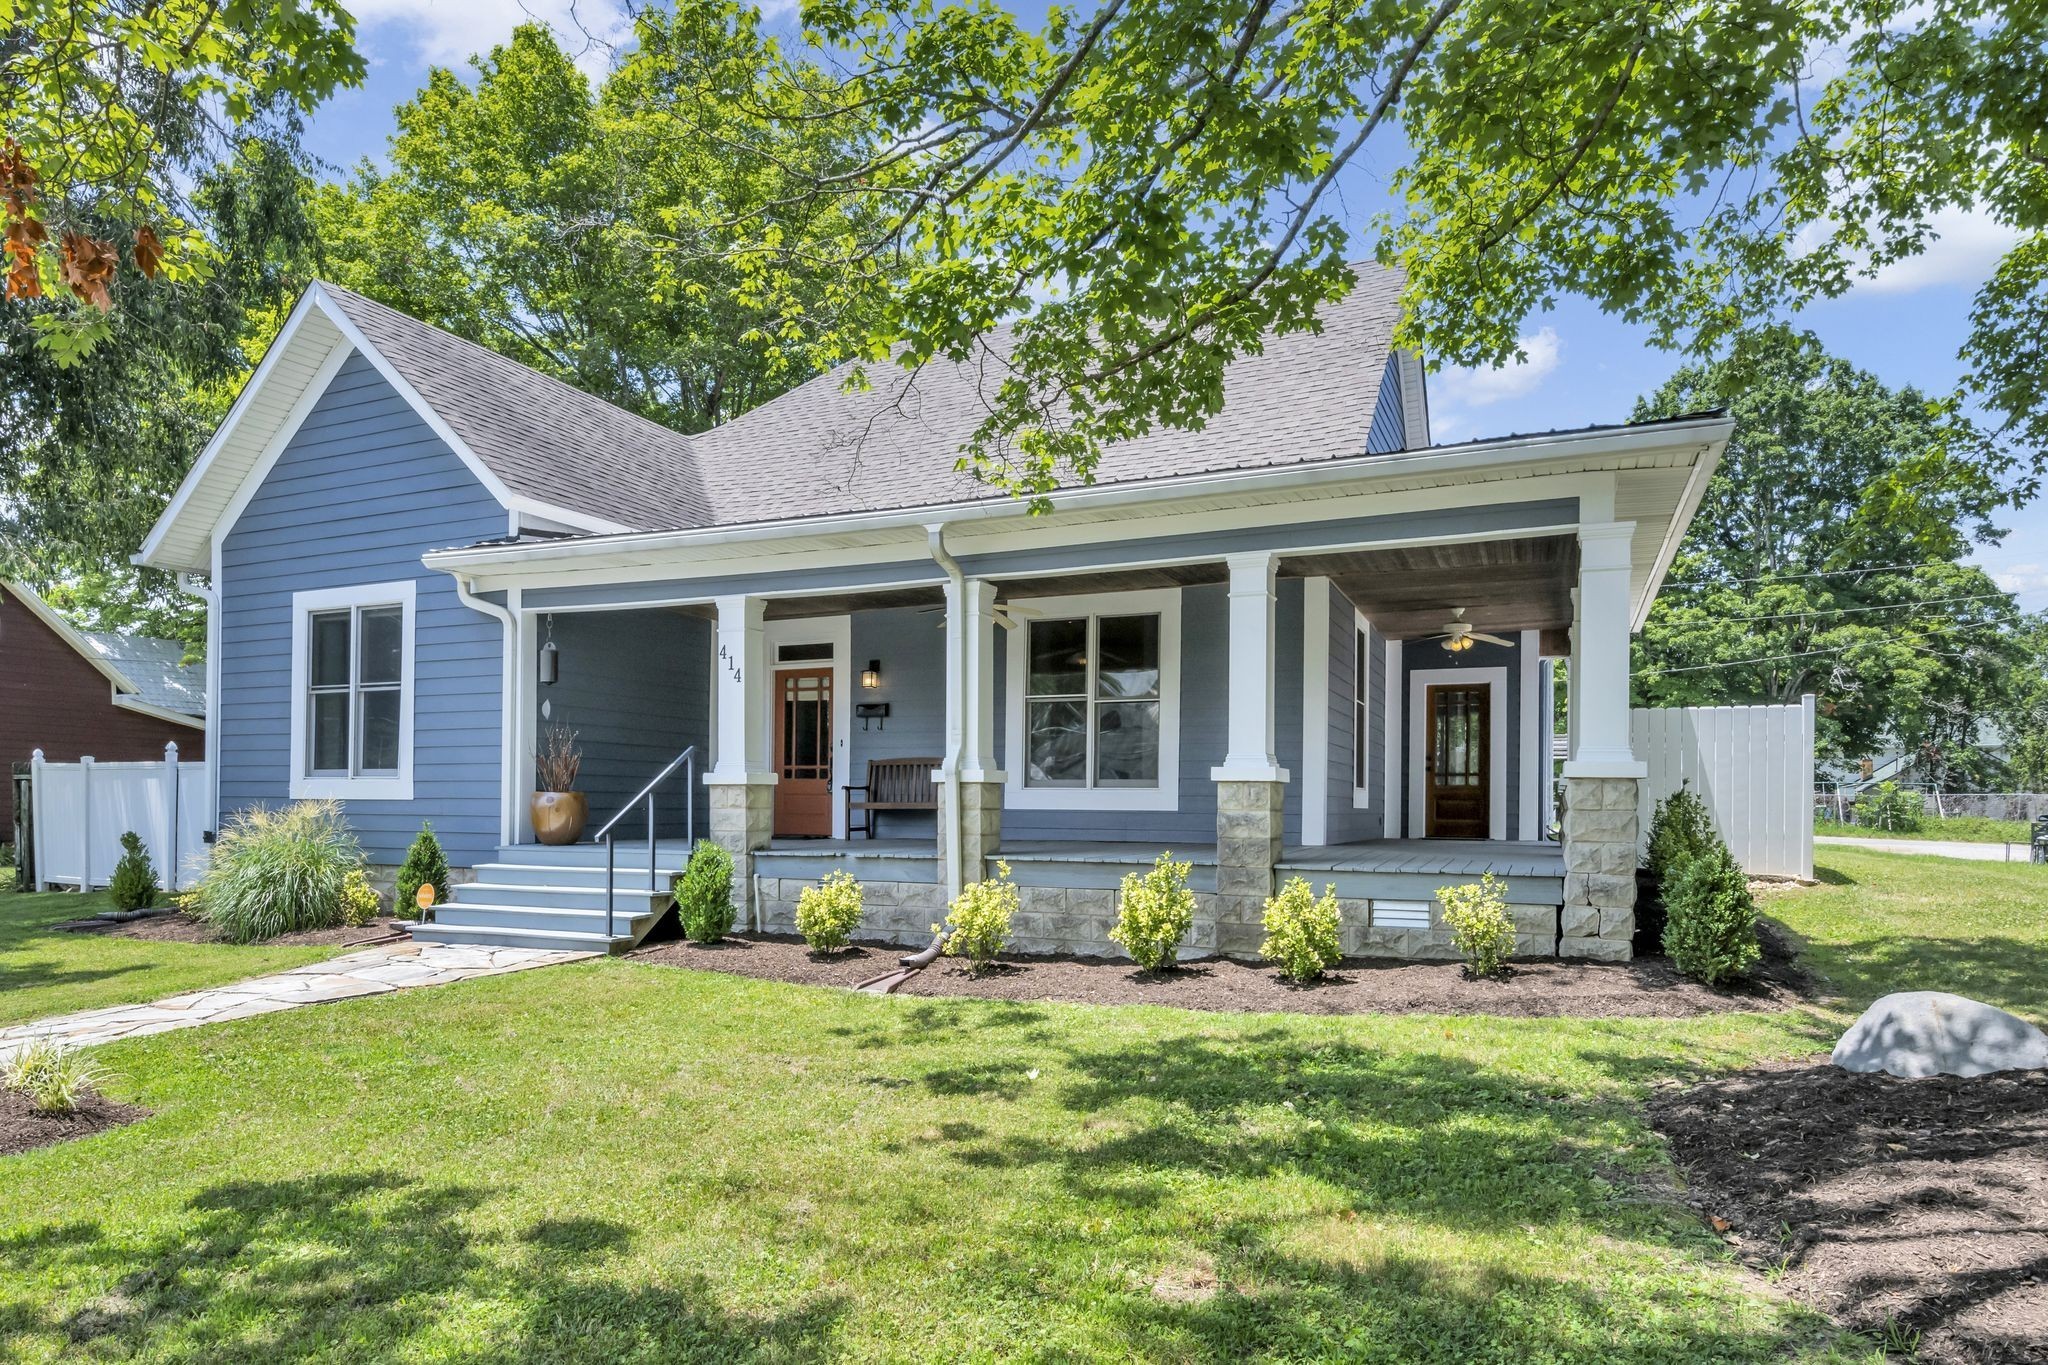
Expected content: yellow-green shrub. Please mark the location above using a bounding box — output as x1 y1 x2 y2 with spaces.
938 860 1019 972
3 1038 103 1114
1438 873 1515 979
1260 876 1342 982
1110 852 1196 971
796 870 864 952
340 868 383 926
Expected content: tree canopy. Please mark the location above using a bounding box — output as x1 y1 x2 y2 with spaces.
1630 328 2030 781
646 0 2046 505
1 0 360 358
311 15 882 433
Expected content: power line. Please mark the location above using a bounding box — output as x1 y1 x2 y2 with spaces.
1677 591 2015 625
1661 563 1993 592
1639 641 1986 676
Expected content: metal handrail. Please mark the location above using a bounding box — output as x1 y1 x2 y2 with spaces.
596 745 698 938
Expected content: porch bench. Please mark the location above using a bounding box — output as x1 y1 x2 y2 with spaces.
844 757 942 839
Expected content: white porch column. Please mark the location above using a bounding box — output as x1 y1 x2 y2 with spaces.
938 577 1003 896
706 595 774 924
1562 522 1644 778
1560 520 1643 962
1211 551 1289 784
709 594 772 783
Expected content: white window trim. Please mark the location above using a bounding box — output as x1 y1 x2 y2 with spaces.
289 580 417 801
1406 664 1508 841
1352 610 1374 810
1004 586 1181 812
763 614 852 839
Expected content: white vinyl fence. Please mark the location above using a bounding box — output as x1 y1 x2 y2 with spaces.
29 744 209 892
1631 697 1815 879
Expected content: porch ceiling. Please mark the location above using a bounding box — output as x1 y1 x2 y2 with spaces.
1288 534 1578 638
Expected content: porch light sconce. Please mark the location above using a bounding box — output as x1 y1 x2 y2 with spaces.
538 614 560 685
862 658 882 689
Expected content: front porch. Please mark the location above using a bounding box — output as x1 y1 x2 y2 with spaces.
457 464 1671 962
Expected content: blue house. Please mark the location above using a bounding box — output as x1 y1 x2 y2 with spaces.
139 271 1729 962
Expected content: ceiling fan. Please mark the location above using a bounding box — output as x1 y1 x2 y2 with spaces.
1426 607 1513 654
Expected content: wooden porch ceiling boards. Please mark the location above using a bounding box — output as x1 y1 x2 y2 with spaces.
1290 534 1579 638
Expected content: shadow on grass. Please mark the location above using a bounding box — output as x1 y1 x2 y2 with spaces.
0 1173 845 1363
0 958 150 1001
1796 933 2048 1018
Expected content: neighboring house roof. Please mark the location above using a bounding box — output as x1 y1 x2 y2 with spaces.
0 581 205 727
140 268 1415 570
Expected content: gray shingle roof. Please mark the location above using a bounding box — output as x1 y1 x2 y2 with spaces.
319 284 711 530
81 632 206 718
318 266 1405 533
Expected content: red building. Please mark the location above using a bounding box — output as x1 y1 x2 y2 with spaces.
1 581 206 833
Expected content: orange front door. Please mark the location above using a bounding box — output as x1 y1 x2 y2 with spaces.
773 666 833 837
1424 683 1490 839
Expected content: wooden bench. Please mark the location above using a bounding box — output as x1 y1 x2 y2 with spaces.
844 757 942 839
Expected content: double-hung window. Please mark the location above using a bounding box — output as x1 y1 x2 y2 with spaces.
1006 588 1180 811
290 581 415 800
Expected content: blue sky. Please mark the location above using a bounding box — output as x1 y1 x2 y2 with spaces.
307 1 2044 610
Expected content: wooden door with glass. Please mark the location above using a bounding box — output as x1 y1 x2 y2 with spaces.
772 666 833 837
1424 682 1490 839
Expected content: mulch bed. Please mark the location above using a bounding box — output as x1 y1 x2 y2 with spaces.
0 1087 148 1159
56 910 407 949
1649 1062 2048 1364
627 924 1809 1020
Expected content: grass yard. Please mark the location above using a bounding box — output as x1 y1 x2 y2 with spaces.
0 886 343 1027
1813 813 2032 844
0 849 2038 1362
1761 847 2048 1019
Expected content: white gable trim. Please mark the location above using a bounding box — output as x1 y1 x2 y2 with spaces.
113 695 207 730
138 283 630 573
305 283 631 539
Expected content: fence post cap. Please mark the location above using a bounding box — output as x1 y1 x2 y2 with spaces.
165 740 178 758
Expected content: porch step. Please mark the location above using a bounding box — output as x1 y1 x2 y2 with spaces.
457 879 674 911
406 919 636 954
432 902 668 939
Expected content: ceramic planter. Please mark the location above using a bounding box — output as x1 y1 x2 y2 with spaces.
530 790 588 846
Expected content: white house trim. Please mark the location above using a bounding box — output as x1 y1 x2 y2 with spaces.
1003 585 1182 813
1300 578 1331 845
1519 630 1541 840
1352 610 1374 810
1406 665 1508 841
288 579 417 802
210 339 355 556
764 614 853 839
1382 637 1403 824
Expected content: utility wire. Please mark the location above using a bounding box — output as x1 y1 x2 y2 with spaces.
1640 641 1985 676
1673 591 2015 625
1660 562 1984 591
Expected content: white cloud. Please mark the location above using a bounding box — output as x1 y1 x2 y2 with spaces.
1994 564 2048 597
347 0 634 76
1863 205 2023 294
1431 327 1563 411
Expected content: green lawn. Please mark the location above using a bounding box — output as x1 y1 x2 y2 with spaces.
0 886 343 1026
1762 846 2048 1019
1813 813 2032 844
3 849 2033 1362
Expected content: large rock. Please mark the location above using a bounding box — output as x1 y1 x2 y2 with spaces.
1832 991 2048 1078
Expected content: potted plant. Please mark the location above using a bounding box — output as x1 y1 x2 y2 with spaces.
531 725 586 845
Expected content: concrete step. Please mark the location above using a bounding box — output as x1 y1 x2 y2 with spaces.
406 921 633 954
431 902 667 938
490 841 699 870
451 880 673 912
467 862 683 892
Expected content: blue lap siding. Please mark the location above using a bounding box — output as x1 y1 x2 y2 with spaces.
217 351 507 867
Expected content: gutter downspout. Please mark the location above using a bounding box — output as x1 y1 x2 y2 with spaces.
177 568 220 856
927 523 966 903
454 575 518 850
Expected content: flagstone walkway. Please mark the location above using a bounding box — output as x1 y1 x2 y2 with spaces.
0 941 591 1062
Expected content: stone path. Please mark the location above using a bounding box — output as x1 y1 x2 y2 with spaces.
1816 835 2036 863
0 942 591 1061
